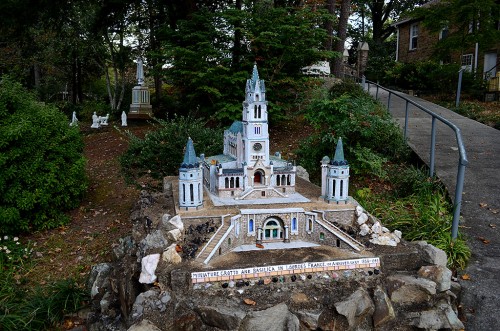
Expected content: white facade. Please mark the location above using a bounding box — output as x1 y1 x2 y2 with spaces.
321 138 350 202
179 138 204 210
201 65 296 200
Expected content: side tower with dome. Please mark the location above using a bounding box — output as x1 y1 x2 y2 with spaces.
178 137 204 210
321 138 350 203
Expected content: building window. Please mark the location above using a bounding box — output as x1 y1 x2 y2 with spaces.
306 218 313 232
320 232 325 241
258 105 262 118
182 184 185 202
254 125 261 135
291 217 297 232
439 26 449 40
190 184 194 202
461 54 473 72
410 23 418 50
249 219 254 233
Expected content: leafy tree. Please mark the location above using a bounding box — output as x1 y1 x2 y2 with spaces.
0 78 87 234
416 0 500 64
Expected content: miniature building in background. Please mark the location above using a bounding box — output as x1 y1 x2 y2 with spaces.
201 64 296 200
129 57 153 118
178 138 203 210
321 138 350 202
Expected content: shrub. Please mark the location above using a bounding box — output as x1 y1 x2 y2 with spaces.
120 116 223 182
296 82 408 183
0 77 88 234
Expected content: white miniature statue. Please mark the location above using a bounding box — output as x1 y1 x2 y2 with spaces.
136 57 145 86
99 113 109 126
70 111 78 126
91 112 100 129
121 111 127 126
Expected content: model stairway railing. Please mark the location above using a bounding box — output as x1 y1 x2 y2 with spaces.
313 210 364 251
196 216 230 262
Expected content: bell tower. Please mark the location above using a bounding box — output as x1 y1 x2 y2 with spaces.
242 64 270 166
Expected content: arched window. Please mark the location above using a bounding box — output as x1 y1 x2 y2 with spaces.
225 177 229 188
336 239 341 247
277 175 281 186
320 232 325 241
256 94 260 101
292 217 297 231
198 183 201 203
236 177 240 188
333 179 336 197
254 105 257 118
258 105 261 118
281 175 286 185
287 175 291 185
306 218 313 232
228 237 232 245
340 180 344 197
182 184 185 202
230 177 235 188
190 184 194 202
249 219 254 233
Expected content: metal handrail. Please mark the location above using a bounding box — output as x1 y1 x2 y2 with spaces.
349 76 468 240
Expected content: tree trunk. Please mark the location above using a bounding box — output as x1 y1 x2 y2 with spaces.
232 0 243 70
325 0 337 73
333 0 351 77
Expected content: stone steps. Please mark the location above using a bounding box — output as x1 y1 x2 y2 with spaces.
196 223 231 262
317 218 364 251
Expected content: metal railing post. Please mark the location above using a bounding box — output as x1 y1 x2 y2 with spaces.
387 91 392 109
430 117 437 177
376 85 379 100
452 162 467 240
404 101 410 140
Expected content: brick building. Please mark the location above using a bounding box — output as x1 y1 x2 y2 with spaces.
393 0 500 83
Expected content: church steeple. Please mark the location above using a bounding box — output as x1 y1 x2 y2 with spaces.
181 137 198 167
179 137 203 210
332 138 348 166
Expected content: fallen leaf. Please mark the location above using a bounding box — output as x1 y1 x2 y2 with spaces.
489 224 496 228
478 237 490 244
479 202 488 208
244 298 256 306
490 209 499 214
461 274 471 280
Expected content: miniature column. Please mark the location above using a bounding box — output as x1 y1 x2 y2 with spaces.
256 227 263 244
284 225 290 243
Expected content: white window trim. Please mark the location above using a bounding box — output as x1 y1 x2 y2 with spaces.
409 23 419 50
461 54 473 72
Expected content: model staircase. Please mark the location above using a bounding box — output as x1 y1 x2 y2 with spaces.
238 186 287 200
196 222 231 263
316 218 365 252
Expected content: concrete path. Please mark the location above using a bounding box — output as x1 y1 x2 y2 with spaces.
368 86 500 330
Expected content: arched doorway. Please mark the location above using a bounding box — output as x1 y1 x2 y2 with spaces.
254 169 264 185
263 218 283 241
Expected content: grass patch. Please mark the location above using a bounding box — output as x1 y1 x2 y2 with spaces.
0 236 88 330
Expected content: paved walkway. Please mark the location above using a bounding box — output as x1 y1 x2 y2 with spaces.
368 86 500 330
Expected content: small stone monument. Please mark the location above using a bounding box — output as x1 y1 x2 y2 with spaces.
99 114 109 126
121 111 128 126
91 112 100 129
129 57 152 119
70 111 78 126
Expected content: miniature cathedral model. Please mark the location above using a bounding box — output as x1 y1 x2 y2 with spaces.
200 64 296 200
179 65 350 210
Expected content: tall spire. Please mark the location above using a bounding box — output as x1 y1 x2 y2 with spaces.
181 137 198 167
251 63 259 88
332 138 348 165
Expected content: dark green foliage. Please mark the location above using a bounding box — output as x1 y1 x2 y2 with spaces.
297 81 408 183
0 77 87 235
0 273 88 331
162 3 334 122
384 61 461 92
120 116 223 182
354 166 471 270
